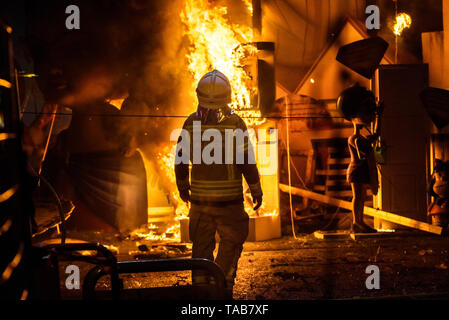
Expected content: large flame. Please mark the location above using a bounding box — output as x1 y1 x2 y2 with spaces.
139 0 277 242
181 0 264 127
393 13 412 36
156 145 189 219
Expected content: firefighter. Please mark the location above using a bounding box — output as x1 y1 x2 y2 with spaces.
175 70 263 298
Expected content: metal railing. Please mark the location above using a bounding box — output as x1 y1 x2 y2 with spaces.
83 257 227 300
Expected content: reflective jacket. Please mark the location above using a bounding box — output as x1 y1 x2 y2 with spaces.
175 112 262 206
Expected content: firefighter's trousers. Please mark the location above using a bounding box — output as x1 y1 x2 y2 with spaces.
189 202 249 289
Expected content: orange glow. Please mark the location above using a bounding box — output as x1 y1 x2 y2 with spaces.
244 193 278 217
242 0 253 16
156 145 190 219
137 1 279 242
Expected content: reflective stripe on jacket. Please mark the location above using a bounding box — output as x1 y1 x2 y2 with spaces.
175 112 262 205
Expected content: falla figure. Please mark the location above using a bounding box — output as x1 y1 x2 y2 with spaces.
337 85 383 234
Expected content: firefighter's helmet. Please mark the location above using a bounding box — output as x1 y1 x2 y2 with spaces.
196 70 232 109
337 85 376 121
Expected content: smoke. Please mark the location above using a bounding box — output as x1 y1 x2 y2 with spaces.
25 0 258 151
26 0 195 147
133 0 196 143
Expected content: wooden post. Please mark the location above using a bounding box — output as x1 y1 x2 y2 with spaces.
252 0 262 40
279 184 443 235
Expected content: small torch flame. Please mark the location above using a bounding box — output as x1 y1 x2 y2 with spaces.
139 1 279 242
393 13 412 36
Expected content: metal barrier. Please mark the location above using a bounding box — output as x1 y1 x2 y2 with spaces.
83 258 227 300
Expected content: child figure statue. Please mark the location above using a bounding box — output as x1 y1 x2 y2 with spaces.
337 85 382 234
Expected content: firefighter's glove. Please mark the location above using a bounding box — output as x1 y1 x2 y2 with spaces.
179 188 190 203
253 195 263 211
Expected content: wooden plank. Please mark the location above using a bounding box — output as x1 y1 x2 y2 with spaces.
33 200 74 236
279 184 443 235
328 157 351 164
314 230 349 240
313 185 325 192
350 232 396 241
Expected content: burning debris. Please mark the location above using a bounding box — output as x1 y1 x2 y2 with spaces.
130 224 181 242
132 0 279 244
130 243 191 260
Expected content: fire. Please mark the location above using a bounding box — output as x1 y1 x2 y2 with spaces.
242 0 253 16
245 199 278 217
393 13 412 36
105 98 125 110
376 228 395 233
180 0 264 127
131 225 181 242
134 147 185 242
156 145 190 219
